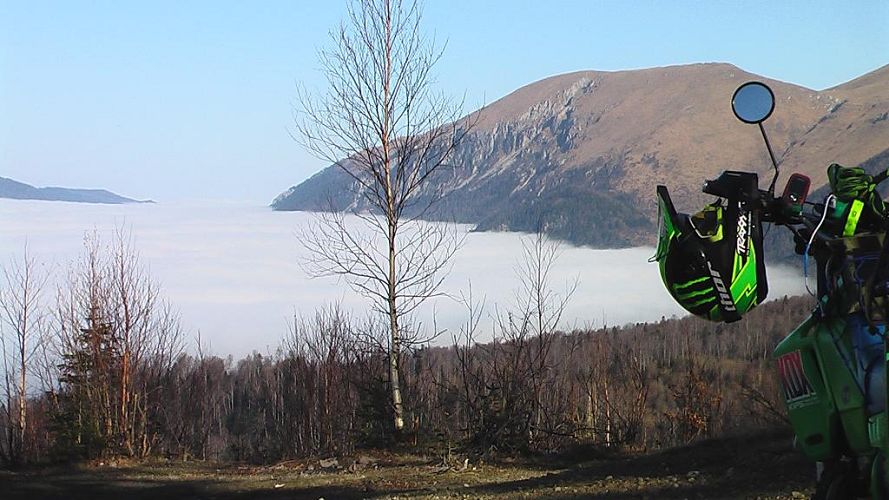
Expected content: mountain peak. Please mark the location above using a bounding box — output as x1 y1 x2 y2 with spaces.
275 63 889 248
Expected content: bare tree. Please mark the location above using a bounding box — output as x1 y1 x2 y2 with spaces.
447 232 579 451
493 231 577 448
0 244 48 464
48 229 183 458
294 0 472 432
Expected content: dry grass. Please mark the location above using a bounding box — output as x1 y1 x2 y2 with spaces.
0 431 814 499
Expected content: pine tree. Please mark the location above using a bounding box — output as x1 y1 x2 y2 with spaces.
52 305 120 459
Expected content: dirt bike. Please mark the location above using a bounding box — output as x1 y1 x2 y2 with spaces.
656 81 889 498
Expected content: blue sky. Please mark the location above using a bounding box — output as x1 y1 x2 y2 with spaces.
1 1 887 203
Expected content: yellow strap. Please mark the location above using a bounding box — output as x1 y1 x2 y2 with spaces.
843 199 864 236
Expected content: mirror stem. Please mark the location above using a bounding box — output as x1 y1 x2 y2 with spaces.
759 122 779 194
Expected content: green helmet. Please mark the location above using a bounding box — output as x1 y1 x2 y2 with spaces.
653 175 768 323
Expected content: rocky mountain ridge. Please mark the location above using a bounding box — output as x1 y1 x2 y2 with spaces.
273 62 889 247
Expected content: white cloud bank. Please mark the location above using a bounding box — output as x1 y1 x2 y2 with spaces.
0 199 806 357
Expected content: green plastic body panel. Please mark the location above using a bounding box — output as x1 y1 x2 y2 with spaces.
775 313 886 461
774 315 838 461
814 319 871 453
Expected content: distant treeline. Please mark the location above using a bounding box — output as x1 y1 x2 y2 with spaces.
0 228 815 466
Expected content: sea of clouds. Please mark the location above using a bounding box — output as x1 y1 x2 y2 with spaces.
0 199 807 357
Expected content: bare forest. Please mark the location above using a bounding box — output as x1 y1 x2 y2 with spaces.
0 226 813 467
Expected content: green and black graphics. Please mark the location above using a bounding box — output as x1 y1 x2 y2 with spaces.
654 174 768 323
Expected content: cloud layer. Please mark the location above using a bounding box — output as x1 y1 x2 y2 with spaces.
0 200 806 356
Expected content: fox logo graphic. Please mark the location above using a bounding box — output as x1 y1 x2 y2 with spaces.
707 261 736 311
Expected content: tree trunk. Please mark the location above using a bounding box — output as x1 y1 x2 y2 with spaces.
387 219 404 432
382 0 403 433
18 352 26 460
388 314 404 431
603 377 611 447
586 378 595 439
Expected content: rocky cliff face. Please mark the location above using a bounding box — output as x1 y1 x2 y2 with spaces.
273 63 889 248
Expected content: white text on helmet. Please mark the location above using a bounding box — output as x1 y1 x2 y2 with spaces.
707 260 736 312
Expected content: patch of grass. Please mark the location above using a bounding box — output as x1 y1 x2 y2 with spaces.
0 431 814 499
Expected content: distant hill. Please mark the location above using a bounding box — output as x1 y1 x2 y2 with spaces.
273 62 889 248
0 177 151 204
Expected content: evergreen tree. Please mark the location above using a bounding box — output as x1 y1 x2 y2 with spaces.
52 306 120 459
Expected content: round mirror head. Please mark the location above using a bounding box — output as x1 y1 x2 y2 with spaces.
732 81 775 124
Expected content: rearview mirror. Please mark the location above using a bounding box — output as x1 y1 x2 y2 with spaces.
732 82 775 124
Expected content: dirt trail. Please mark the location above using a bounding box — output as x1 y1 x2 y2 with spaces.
0 431 815 499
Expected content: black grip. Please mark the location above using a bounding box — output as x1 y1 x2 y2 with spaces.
873 168 889 185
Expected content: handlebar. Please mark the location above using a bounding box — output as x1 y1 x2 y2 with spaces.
693 166 889 325
701 166 889 325
703 166 889 233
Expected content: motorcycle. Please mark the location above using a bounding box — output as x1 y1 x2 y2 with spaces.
654 81 889 499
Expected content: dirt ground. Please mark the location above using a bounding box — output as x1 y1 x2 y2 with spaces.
0 431 816 499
